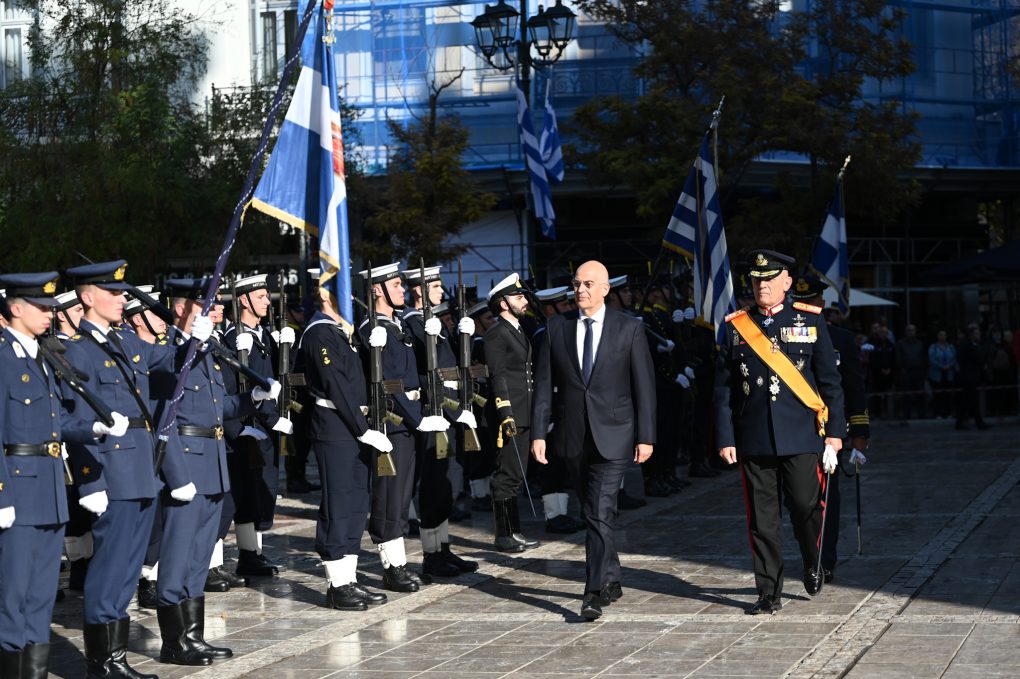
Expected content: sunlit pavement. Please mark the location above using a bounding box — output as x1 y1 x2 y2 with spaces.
47 417 1020 678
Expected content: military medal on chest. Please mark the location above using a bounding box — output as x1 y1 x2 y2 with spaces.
793 313 806 328
769 375 780 400
739 362 749 377
770 337 780 353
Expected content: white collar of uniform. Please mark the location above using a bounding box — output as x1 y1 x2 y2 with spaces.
8 326 39 359
580 304 607 325
503 316 521 331
84 319 111 343
243 323 263 339
296 317 338 351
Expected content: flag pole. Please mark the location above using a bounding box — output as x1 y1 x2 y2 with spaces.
153 0 320 472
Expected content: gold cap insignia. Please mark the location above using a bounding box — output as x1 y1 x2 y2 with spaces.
755 253 768 267
43 279 57 294
796 280 809 292
114 264 127 281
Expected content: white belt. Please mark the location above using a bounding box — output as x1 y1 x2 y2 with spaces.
405 389 420 401
315 398 336 410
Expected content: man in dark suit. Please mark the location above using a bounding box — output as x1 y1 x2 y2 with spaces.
531 260 656 621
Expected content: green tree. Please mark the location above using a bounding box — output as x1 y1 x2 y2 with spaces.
361 72 496 266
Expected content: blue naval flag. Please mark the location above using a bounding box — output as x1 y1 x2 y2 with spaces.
662 131 735 345
540 81 564 184
251 0 352 329
516 80 556 239
810 176 850 315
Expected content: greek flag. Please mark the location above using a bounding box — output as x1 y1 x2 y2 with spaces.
662 132 734 344
540 82 564 184
251 0 352 329
810 178 850 314
516 80 556 239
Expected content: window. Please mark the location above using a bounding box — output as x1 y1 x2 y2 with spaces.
4 28 22 88
284 9 297 60
261 12 277 80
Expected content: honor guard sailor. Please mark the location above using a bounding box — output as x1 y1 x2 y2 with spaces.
401 265 478 578
715 250 845 615
0 272 132 679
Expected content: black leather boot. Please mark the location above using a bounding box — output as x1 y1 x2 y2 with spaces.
86 620 157 679
381 565 419 593
21 643 49 679
325 584 368 611
136 579 158 609
493 497 525 553
111 618 158 679
441 543 478 573
236 549 279 577
0 649 21 678
422 551 460 577
509 500 540 549
156 603 212 666
181 597 232 659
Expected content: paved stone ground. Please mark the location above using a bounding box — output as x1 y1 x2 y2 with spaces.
47 417 1020 678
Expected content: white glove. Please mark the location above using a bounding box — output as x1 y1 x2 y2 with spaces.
272 417 294 435
252 378 282 402
443 380 459 390
860 342 875 352
191 315 214 342
424 317 442 336
278 326 296 345
170 482 197 502
235 332 254 353
271 330 280 344
93 411 130 438
458 317 475 335
656 340 675 353
0 506 14 530
418 415 450 432
79 490 109 516
456 410 478 429
849 449 867 466
684 366 695 379
684 307 695 321
671 309 684 323
675 374 690 389
239 425 269 441
357 429 393 453
822 445 838 474
369 326 387 348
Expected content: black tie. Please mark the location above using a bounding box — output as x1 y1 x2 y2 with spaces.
582 318 594 384
107 330 127 357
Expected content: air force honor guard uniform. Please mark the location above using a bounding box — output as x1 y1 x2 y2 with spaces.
61 261 179 679
0 273 131 679
715 250 845 615
298 272 391 610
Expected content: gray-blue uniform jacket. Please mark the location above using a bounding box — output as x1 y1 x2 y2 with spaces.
0 329 95 525
356 313 422 434
715 302 846 456
62 319 176 500
221 322 281 442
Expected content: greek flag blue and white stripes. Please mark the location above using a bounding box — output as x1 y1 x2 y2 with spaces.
810 178 850 314
251 0 353 330
516 80 556 239
540 82 564 184
662 132 735 345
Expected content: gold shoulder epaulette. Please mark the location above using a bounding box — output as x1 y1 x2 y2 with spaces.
792 301 822 314
70 334 82 341
724 309 747 323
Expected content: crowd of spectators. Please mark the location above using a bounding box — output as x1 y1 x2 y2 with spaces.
844 315 1018 429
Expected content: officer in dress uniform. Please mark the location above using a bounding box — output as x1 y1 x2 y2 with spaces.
790 273 869 583
400 266 479 578
217 274 294 582
150 278 278 666
297 269 391 610
52 290 95 593
61 260 181 679
715 250 845 615
0 272 131 679
356 263 446 592
483 273 540 553
530 286 585 534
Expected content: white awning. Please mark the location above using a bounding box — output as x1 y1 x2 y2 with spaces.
824 287 898 307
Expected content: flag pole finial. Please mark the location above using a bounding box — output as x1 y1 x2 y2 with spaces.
710 96 725 131
838 155 851 180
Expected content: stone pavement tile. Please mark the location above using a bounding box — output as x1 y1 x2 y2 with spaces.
745 621 838 635
636 633 745 659
247 669 339 679
516 638 648 674
326 671 418 678
584 620 679 635
856 634 964 664
336 619 454 643
265 645 381 670
727 632 822 649
345 652 459 672
378 641 497 659
599 657 704 675
883 622 973 636
685 659 792 677
430 643 555 673
842 663 948 678
941 664 1020 678
951 625 1020 664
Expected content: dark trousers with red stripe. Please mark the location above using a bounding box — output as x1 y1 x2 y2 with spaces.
740 453 824 600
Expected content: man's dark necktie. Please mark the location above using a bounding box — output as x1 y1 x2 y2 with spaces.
582 317 594 384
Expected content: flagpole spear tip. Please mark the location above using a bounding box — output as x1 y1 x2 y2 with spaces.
710 95 725 130
838 154 852 179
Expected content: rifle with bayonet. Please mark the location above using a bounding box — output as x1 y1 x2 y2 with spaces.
229 276 250 391
274 271 296 457
456 260 486 452
366 265 399 476
420 259 457 459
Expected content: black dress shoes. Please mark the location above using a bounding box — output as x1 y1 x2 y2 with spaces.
617 489 647 509
382 565 420 593
747 595 783 615
236 550 279 577
326 584 368 611
286 478 320 494
494 535 526 552
643 478 672 498
203 568 230 593
545 514 583 534
423 552 461 577
823 568 834 584
215 566 248 588
512 532 540 549
441 544 479 573
349 583 387 605
804 568 823 596
137 579 158 609
580 593 603 621
688 463 719 478
599 582 623 606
